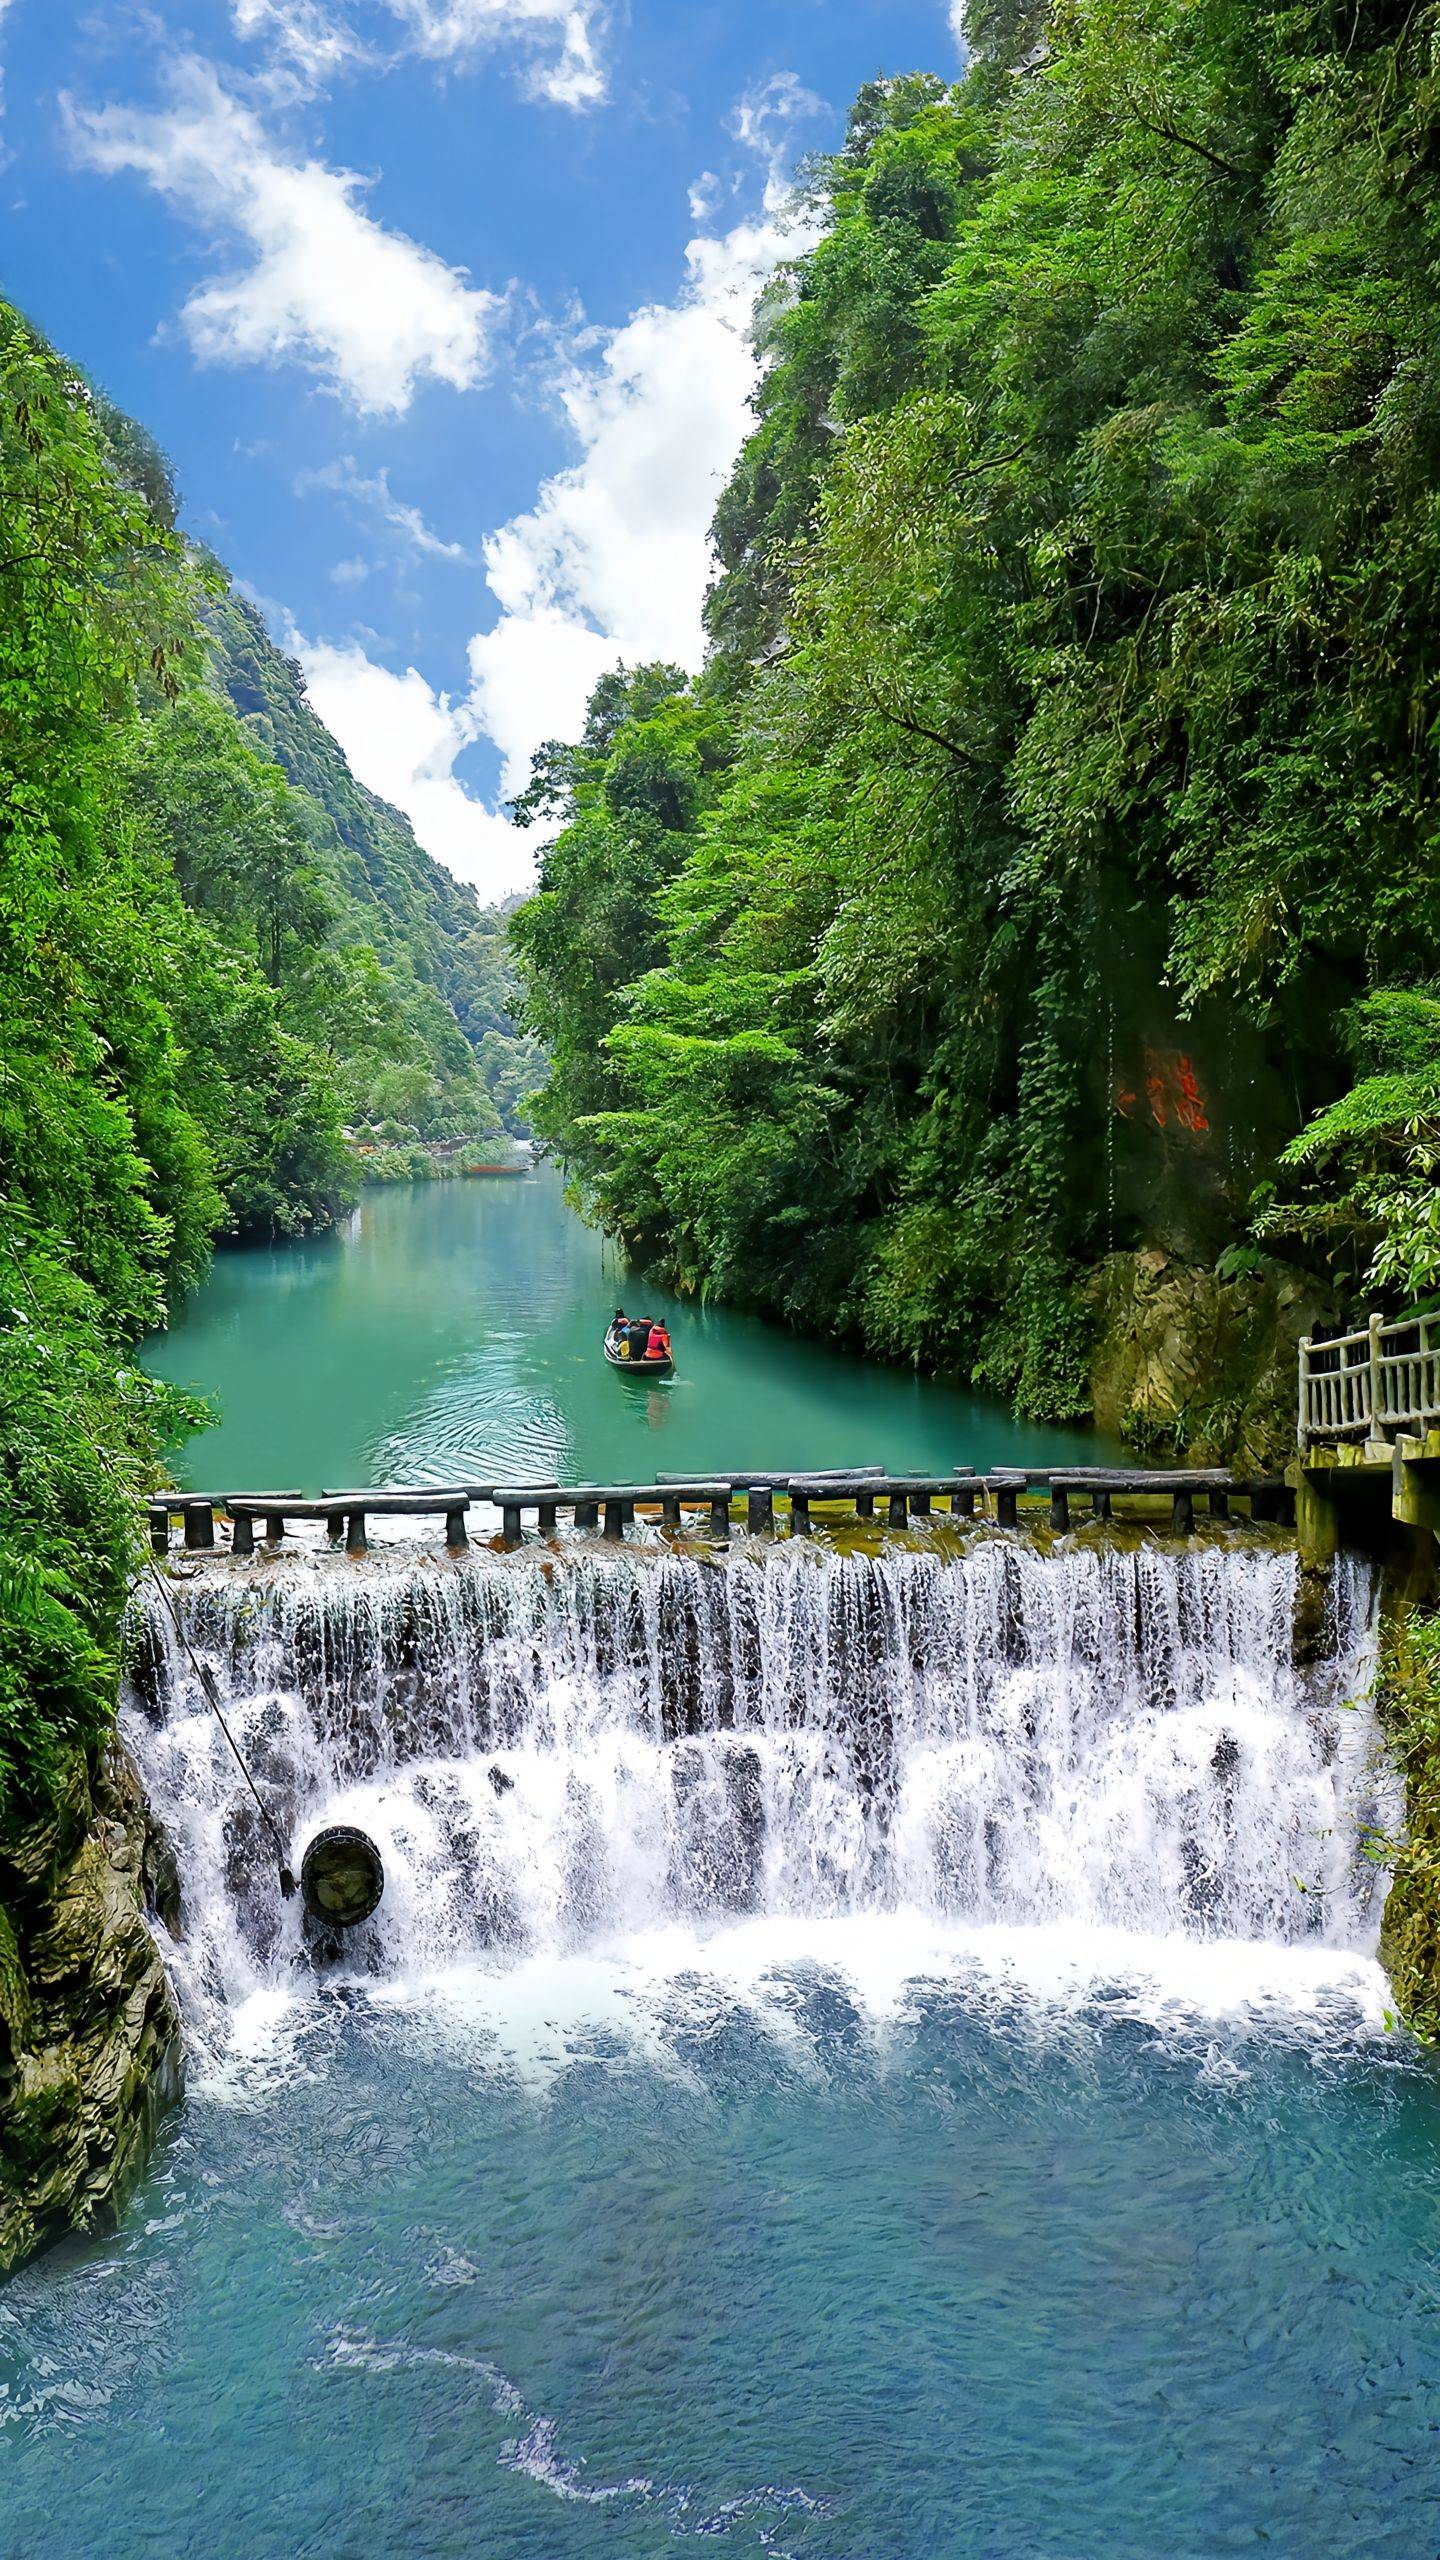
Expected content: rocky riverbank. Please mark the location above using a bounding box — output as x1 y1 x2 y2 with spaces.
1087 1248 1323 1476
0 1741 182 2275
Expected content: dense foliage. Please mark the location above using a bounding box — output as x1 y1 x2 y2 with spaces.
514 2 1440 1415
208 592 544 1144
0 302 533 1815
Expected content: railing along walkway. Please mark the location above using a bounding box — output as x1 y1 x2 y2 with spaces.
148 1464 1292 1555
1299 1311 1440 1447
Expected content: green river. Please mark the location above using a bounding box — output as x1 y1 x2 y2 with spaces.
145 1165 1122 1490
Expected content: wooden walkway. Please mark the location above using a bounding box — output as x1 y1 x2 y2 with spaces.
147 1465 1293 1555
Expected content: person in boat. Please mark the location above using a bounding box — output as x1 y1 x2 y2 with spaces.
627 1316 651 1359
646 1321 671 1361
607 1309 632 1358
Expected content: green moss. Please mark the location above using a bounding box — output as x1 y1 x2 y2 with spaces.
1373 1606 1440 2040
0 1900 30 2049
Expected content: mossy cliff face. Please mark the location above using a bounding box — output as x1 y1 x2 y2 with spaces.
1372 1599 1440 2042
1087 1248 1322 1475
0 1742 182 2275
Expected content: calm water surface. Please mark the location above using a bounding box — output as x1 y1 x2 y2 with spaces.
144 1169 1122 1490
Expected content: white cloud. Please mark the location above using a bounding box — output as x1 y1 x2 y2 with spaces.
231 0 604 104
297 634 529 892
298 454 471 559
381 0 605 105
64 60 500 413
284 78 817 894
729 70 827 209
299 193 803 896
232 0 363 86
466 202 804 799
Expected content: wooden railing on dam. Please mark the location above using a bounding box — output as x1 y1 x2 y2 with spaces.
1299 1310 1440 1448
147 1464 1294 1556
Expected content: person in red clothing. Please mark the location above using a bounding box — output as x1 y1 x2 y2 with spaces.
647 1322 671 1360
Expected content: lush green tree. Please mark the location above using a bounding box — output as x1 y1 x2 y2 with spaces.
514 6 1440 1418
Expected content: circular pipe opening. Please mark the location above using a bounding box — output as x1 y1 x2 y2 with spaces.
300 1825 385 1929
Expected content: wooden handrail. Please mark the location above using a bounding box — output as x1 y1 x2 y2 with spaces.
1299 1307 1440 1449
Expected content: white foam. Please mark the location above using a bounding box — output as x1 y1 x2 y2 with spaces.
124 1541 1396 2065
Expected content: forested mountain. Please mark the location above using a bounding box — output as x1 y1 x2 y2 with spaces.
0 302 534 1814
513 1 1440 1440
207 590 543 1140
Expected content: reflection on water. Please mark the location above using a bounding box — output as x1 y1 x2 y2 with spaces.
146 1168 1125 1493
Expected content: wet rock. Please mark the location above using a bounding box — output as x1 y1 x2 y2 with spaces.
1086 1248 1325 1475
1292 1565 1334 1668
0 1740 182 2276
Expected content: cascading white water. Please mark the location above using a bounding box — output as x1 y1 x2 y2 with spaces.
122 1538 1391 2015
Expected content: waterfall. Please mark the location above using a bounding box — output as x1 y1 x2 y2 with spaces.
123 1539 1391 2016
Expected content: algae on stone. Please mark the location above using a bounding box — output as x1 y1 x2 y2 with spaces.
0 1742 182 2275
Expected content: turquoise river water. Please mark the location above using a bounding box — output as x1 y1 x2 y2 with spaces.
142 1167 1119 1490
3 1174 1439 2558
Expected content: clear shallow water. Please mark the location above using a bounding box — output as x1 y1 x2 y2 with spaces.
143 1169 1123 1492
4 1957 1440 2560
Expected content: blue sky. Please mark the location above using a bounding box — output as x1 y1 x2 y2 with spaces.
2 0 965 897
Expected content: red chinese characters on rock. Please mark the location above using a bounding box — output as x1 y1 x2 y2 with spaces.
1113 1050 1211 1135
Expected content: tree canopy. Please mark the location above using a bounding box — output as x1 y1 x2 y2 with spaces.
514 2 1440 1414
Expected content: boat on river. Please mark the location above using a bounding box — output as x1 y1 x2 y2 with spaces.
604 1315 674 1375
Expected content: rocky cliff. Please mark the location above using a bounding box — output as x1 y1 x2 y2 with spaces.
0 1743 181 2275
1087 1248 1324 1476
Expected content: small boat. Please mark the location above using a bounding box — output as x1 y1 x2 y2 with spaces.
604 1319 674 1376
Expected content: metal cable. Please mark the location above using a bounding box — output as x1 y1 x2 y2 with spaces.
0 1200 296 1895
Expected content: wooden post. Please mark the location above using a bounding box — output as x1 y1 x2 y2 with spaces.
328 1510 347 1549
446 1506 469 1550
150 1510 170 1555
232 1512 255 1558
538 1501 558 1535
346 1509 368 1557
1368 1310 1385 1438
1297 1333 1311 1450
951 1487 975 1518
909 1490 932 1519
996 1486 1018 1529
574 1498 598 1530
184 1505 214 1551
662 1493 681 1529
855 1488 875 1520
502 1502 522 1546
264 1512 285 1546
1050 1485 1070 1533
790 1492 810 1538
1171 1489 1194 1535
709 1495 730 1541
1208 1488 1229 1519
747 1487 773 1534
1091 1489 1112 1520
603 1500 624 1541
888 1490 907 1527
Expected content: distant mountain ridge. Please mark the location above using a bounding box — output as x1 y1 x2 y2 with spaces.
206 585 542 1135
